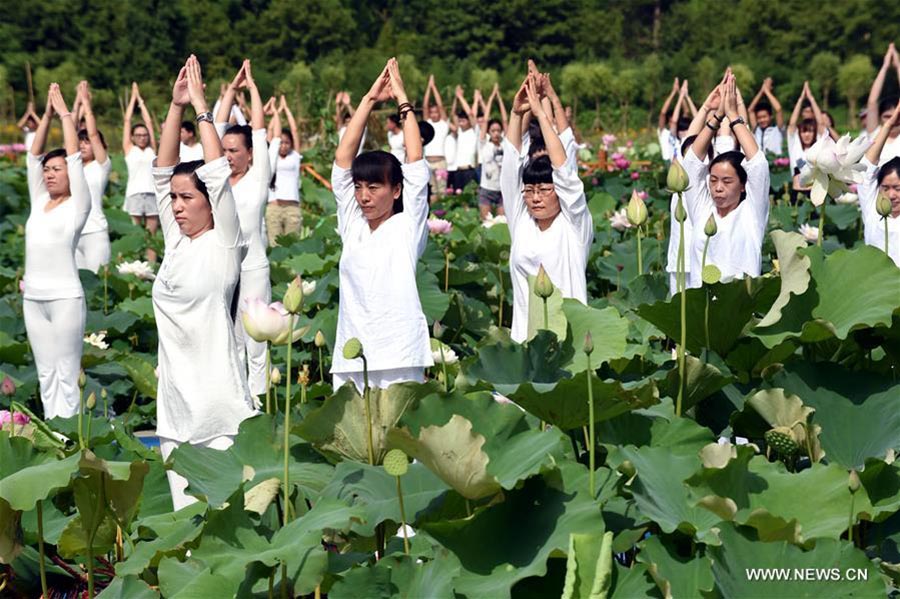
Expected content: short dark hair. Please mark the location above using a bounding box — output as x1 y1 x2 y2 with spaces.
457 111 469 120
223 124 252 150
41 148 67 167
755 103 773 116
351 150 404 214
527 120 546 158
181 121 196 135
78 128 107 150
877 156 900 186
676 117 691 133
879 97 899 116
709 151 748 201
387 114 401 127
522 155 553 185
131 123 149 135
798 118 817 133
280 127 294 145
487 118 503 130
171 160 209 201
681 135 713 161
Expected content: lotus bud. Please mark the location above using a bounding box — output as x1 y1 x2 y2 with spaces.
86 392 96 410
876 192 893 217
343 338 363 360
618 460 636 478
100 388 107 400
283 276 304 314
583 332 594 356
704 214 718 237
314 330 326 348
78 370 87 388
534 264 554 299
674 196 687 223
298 364 311 387
848 470 861 494
626 190 648 226
433 320 445 340
384 449 409 477
0 376 15 397
270 367 281 385
666 160 690 192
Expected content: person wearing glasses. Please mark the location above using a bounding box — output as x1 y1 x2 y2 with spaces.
501 68 593 343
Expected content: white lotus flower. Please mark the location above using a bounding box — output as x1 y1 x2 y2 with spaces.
301 279 316 297
432 342 458 365
482 214 508 228
609 208 632 231
800 134 870 206
835 192 859 205
83 331 109 350
117 260 156 281
798 223 819 243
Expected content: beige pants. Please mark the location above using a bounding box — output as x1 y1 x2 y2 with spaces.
427 157 448 198
265 202 302 246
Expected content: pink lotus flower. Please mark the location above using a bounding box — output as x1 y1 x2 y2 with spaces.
1 375 15 396
446 187 455 194
626 140 634 148
630 171 640 180
601 134 617 150
591 178 599 186
18 280 24 294
435 169 449 181
433 209 447 217
0 410 29 426
774 157 791 167
637 190 648 201
455 188 462 195
428 218 453 235
241 298 308 345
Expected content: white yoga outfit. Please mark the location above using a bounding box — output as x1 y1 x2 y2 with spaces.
859 157 900 267
24 152 91 419
388 129 406 163
330 159 433 388
267 143 302 202
425 120 449 158
215 124 272 396
179 142 204 163
125 146 156 196
75 158 112 273
682 149 770 288
500 137 594 343
152 156 257 447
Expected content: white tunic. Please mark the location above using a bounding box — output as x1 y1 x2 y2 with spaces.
179 142 204 163
267 144 302 202
659 129 677 162
425 120 449 158
500 138 594 343
479 141 503 192
125 146 156 196
867 126 900 165
455 127 478 169
330 159 434 374
388 130 406 163
24 153 91 300
151 157 256 443
81 159 111 235
753 126 784 156
859 157 900 267
682 149 770 288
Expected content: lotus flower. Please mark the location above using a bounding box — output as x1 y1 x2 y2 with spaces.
283 276 304 314
0 410 29 426
835 192 859 204
83 331 109 350
117 260 156 281
609 208 632 231
630 171 640 180
432 342 458 365
18 280 24 294
773 157 791 167
482 214 507 228
241 299 307 345
800 134 869 206
601 134 617 150
798 223 819 243
1 376 15 397
301 279 316 297
427 218 453 235
455 188 462 195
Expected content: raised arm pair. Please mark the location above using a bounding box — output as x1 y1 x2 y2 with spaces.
866 43 900 135
215 60 264 131
123 82 157 153
747 77 784 130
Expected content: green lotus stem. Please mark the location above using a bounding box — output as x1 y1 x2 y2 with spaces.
281 563 289 599
86 407 93 443
818 200 826 247
265 345 271 414
268 572 274 599
103 392 108 420
702 237 710 363
439 344 449 393
636 225 643 276
283 315 293 525
362 355 375 466
444 247 450 292
497 260 504 327
848 494 855 546
37 500 48 598
396 476 410 555
78 387 85 450
676 192 686 417
318 346 324 384
885 216 890 256
102 265 108 315
586 353 596 498
542 298 549 331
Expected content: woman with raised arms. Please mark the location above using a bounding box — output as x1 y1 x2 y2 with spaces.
152 56 256 509
859 102 900 267
330 58 433 391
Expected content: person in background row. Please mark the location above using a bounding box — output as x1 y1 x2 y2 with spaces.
153 55 256 510
786 81 826 204
386 113 406 163
266 95 303 245
25 84 91 420
214 59 272 397
17 101 40 153
423 74 450 201
450 85 479 191
73 80 111 273
684 70 770 289
865 43 900 163
477 84 507 220
179 120 203 162
331 58 433 391
336 91 366 156
748 77 784 156
502 69 593 343
123 81 159 263
658 78 694 163
860 102 900 267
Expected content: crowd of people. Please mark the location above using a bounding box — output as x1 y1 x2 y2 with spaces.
13 46 900 506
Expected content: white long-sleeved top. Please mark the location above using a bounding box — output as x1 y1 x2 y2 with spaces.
81 159 111 235
24 153 91 300
500 138 594 343
682 149 770 288
859 157 900 267
179 142 204 163
388 130 406 163
124 146 156 196
214 125 271 271
267 143 302 202
151 157 256 443
330 159 434 374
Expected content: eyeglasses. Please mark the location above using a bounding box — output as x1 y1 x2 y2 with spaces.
523 186 555 197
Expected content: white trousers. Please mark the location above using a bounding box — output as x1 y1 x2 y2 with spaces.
23 297 86 420
75 230 111 273
233 267 271 396
159 435 234 511
332 367 425 393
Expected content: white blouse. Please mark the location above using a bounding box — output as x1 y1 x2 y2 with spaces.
267 144 302 203
81 159 111 234
388 130 406 163
330 159 433 374
24 153 91 300
125 146 156 196
682 149 770 288
151 157 256 444
859 157 900 267
500 138 594 343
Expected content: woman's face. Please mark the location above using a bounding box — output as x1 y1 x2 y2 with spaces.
279 133 292 158
354 179 400 228
488 123 503 144
386 118 399 133
78 137 95 162
42 156 70 197
170 174 213 238
799 128 816 148
709 161 744 214
222 133 252 176
881 171 900 217
800 106 814 120
132 125 150 149
523 183 561 225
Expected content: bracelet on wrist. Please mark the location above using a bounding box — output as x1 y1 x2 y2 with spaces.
712 113 724 123
705 120 720 131
728 117 747 130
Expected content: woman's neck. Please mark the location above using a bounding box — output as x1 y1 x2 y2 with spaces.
535 214 557 231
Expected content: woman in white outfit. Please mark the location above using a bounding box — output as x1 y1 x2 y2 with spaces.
683 72 770 289
73 80 111 273
153 55 257 510
501 72 593 343
214 60 272 397
25 84 91 419
330 58 433 391
859 102 900 267
122 82 159 263
265 95 303 245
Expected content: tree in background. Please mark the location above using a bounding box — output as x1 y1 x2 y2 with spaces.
838 55 876 128
730 64 756 96
810 52 841 110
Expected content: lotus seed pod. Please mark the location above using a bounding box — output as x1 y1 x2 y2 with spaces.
701 264 721 285
583 332 594 356
618 460 636 478
283 276 304 314
343 338 363 360
86 392 96 410
383 449 409 477
298 364 311 386
666 160 690 193
848 470 861 494
876 192 893 217
626 190 648 226
704 214 718 237
314 330 326 348
764 427 799 455
674 195 687 223
534 265 554 299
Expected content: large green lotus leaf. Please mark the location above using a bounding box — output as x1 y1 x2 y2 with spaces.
768 363 900 469
119 352 158 399
595 238 665 285
601 410 716 461
57 513 118 559
708 523 884 597
856 459 900 523
464 329 574 385
417 264 450 323
115 502 207 577
423 462 604 599
635 534 714 599
172 413 334 508
294 381 439 465
318 461 449 536
660 355 734 411
157 557 234 599
561 299 630 372
328 552 461 599
757 231 812 328
77 451 149 527
95 575 159 598
610 562 661 598
742 388 824 462
0 432 81 511
0 498 22 564
506 371 659 430
561 531 614 599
